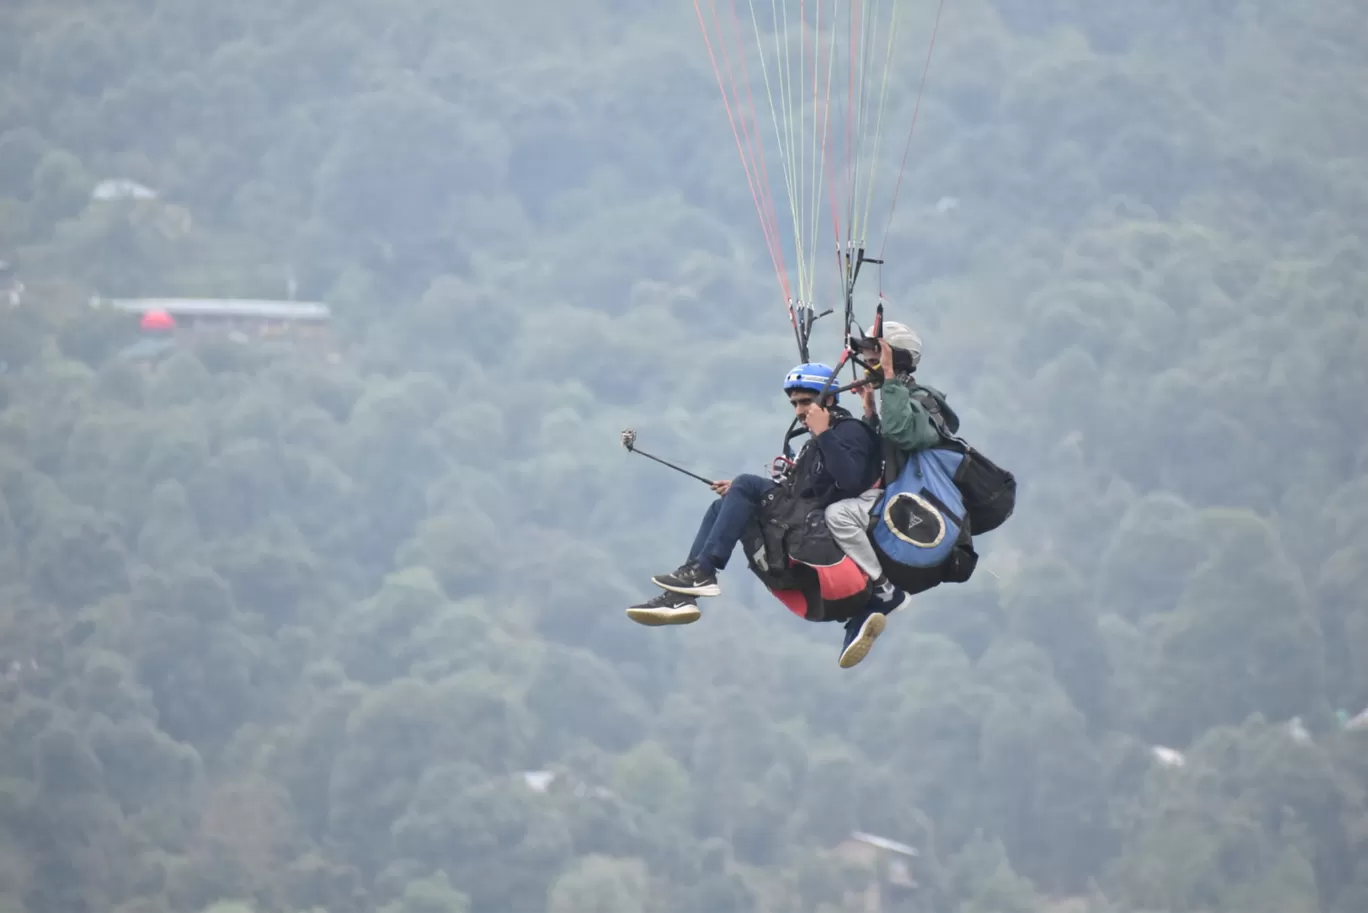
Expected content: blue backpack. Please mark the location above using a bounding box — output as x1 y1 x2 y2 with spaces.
869 446 980 593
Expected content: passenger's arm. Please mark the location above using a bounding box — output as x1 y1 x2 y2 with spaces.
878 380 941 451
815 420 877 492
860 384 878 424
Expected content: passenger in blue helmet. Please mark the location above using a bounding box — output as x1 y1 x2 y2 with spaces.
628 362 886 667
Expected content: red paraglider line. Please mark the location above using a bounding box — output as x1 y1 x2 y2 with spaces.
694 0 793 310
725 0 792 304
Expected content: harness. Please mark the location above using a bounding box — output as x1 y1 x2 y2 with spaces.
747 410 879 594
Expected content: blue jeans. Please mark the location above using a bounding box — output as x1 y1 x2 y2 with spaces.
688 473 777 571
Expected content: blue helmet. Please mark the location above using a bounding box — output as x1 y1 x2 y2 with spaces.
783 362 838 402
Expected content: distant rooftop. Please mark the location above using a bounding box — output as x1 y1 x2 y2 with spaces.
101 297 331 321
848 831 918 857
520 770 557 792
91 178 158 201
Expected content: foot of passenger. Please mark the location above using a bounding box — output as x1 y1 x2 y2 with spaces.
869 583 912 614
651 560 721 597
839 612 887 668
627 591 702 626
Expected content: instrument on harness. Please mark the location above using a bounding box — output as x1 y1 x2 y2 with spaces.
768 455 795 483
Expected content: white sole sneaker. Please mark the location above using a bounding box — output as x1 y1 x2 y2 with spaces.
626 604 702 626
839 613 887 668
651 577 721 598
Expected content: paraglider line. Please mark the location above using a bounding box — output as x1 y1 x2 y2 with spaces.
723 0 793 301
877 0 945 290
694 0 793 315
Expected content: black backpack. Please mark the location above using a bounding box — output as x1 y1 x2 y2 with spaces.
910 387 1016 536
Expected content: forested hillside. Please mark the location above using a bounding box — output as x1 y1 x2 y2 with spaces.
1 0 1366 912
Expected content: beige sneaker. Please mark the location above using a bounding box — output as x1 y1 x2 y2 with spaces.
839 612 887 668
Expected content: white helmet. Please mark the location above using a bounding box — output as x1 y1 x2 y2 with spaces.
880 320 922 370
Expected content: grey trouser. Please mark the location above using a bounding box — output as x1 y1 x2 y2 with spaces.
824 488 884 580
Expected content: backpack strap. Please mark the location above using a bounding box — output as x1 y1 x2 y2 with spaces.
910 385 982 458
908 385 951 438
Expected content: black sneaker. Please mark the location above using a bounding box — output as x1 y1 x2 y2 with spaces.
626 591 702 626
839 612 887 668
869 584 912 615
651 560 721 597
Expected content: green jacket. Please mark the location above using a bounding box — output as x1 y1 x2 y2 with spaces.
877 377 959 453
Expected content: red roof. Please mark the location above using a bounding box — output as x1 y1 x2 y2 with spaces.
140 309 176 330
